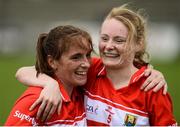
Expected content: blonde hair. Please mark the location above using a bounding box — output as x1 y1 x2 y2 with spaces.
106 4 149 67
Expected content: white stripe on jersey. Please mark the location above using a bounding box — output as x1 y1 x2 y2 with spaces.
84 93 150 126
44 117 87 126
45 112 86 126
85 90 148 115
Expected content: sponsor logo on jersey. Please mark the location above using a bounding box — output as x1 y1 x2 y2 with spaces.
13 110 37 125
105 106 114 124
86 104 98 115
124 114 137 126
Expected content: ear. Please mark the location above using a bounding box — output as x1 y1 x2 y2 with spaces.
47 55 58 70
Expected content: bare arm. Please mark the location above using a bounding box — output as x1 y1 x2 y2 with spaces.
16 66 57 87
15 65 168 121
15 66 62 121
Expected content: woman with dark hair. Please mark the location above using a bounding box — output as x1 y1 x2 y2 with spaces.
5 25 92 126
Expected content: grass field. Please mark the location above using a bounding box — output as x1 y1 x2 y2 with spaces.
0 54 179 125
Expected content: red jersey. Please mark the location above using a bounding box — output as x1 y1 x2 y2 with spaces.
5 78 86 126
84 57 177 126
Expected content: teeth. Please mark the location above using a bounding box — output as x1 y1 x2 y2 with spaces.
104 52 119 57
75 71 87 75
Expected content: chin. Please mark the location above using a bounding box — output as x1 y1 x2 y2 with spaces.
105 64 118 68
78 82 86 86
103 60 117 66
104 62 124 69
77 80 87 86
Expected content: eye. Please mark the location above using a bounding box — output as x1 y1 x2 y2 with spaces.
86 52 91 59
100 35 109 42
70 53 82 60
114 37 126 44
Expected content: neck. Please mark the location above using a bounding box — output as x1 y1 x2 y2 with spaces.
106 64 138 90
63 83 74 97
56 76 74 97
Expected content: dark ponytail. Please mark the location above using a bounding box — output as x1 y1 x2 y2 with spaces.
35 33 54 76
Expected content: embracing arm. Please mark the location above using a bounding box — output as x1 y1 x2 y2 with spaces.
15 65 168 122
15 66 57 87
15 66 62 121
141 66 168 95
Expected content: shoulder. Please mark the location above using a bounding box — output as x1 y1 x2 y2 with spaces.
89 57 103 73
91 57 102 66
148 89 172 103
15 86 42 105
147 90 176 125
145 85 174 112
87 57 104 78
84 57 103 89
4 86 42 126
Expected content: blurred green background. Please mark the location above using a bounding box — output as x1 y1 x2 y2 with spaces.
0 54 35 125
0 54 180 124
0 0 180 125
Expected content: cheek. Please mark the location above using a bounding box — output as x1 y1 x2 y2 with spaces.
68 62 81 71
117 45 126 52
99 41 105 52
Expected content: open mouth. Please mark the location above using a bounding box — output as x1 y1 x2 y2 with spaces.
103 52 119 58
75 71 87 76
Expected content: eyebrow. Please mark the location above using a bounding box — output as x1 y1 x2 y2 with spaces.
114 36 127 40
100 34 108 36
101 34 127 40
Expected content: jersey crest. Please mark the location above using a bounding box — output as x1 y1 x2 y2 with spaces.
124 114 137 126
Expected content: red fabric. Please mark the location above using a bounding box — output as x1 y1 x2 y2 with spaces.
85 58 177 126
5 80 85 126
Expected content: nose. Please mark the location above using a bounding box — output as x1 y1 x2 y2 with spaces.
80 57 90 68
105 40 115 50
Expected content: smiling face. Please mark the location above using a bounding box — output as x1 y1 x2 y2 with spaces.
53 39 92 87
99 18 136 69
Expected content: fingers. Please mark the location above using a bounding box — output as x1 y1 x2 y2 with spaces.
45 104 57 121
41 100 62 122
141 77 152 90
141 69 168 95
58 101 62 115
144 68 151 77
144 64 153 77
152 80 165 92
163 83 168 95
143 66 155 85
34 99 61 122
144 77 161 91
29 98 42 111
41 102 53 122
143 81 156 91
36 100 47 120
41 101 61 122
153 80 167 95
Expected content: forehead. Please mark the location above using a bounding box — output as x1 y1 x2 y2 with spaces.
62 45 89 57
64 37 91 55
101 18 128 37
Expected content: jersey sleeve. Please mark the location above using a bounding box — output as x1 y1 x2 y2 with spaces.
147 89 177 126
4 87 42 126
